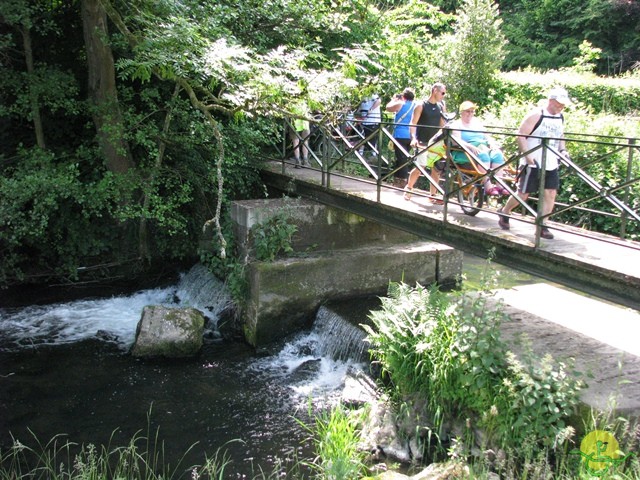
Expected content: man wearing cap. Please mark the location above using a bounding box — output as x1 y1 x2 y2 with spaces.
497 87 572 239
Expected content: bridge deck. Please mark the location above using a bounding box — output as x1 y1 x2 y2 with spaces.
261 161 640 310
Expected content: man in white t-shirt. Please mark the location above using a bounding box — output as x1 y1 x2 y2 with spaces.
358 94 381 158
497 87 572 239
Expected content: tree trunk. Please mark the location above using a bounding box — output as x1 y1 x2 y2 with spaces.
21 26 46 149
81 0 132 173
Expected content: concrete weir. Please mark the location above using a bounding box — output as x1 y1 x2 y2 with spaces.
230 198 462 347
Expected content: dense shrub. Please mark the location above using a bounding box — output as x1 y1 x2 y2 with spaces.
557 113 640 239
477 79 640 241
363 281 584 454
495 71 640 115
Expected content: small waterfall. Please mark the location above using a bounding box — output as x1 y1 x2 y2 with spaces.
0 263 232 351
174 264 233 324
249 304 371 403
313 306 369 363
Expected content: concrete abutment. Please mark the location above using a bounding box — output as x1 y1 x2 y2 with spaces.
227 198 463 347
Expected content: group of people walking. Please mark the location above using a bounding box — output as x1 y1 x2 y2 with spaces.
385 83 571 239
287 83 571 239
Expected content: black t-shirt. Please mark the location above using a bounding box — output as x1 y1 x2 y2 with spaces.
416 101 445 143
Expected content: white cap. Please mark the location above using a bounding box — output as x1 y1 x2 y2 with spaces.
548 87 571 105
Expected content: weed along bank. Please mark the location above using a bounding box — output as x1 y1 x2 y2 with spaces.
210 198 463 347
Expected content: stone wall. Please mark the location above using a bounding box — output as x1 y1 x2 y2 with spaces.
229 198 463 347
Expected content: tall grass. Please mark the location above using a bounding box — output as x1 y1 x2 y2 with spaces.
298 400 368 480
0 428 240 480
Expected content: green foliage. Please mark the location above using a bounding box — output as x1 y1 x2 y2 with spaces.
363 277 584 456
496 70 640 115
299 402 368 480
573 40 602 74
372 0 454 96
439 0 506 108
251 211 298 262
493 350 582 447
0 67 80 119
0 147 123 284
500 0 640 75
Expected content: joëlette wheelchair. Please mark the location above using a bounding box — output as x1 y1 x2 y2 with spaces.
419 132 518 216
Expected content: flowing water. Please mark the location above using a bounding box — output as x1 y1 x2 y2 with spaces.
0 264 371 477
0 256 538 477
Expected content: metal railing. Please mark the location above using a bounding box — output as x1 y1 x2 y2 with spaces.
274 114 640 248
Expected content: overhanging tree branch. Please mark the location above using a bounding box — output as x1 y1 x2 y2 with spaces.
100 0 229 258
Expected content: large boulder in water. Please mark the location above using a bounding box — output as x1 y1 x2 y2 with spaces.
131 305 205 358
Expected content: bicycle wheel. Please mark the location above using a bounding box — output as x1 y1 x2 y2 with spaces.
456 171 483 216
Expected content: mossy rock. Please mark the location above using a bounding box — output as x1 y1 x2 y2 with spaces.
131 305 205 358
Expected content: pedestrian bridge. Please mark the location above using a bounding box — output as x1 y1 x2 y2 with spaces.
260 116 640 309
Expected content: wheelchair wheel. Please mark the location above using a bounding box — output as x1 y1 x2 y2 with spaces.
456 171 483 216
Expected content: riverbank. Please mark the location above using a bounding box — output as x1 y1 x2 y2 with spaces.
466 253 640 415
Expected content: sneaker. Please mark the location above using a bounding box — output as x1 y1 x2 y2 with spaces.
540 227 554 239
497 208 510 230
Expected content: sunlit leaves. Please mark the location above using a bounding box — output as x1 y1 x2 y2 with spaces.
364 280 584 453
440 0 506 107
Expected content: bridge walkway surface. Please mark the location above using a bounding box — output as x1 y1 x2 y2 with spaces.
261 160 640 418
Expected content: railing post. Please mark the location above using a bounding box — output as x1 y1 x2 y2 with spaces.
442 128 453 222
282 118 288 174
376 124 382 203
321 125 328 187
534 138 549 247
621 137 635 238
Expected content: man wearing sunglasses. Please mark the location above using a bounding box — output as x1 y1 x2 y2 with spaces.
404 83 448 203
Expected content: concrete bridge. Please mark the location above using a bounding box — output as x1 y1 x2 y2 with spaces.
261 160 640 310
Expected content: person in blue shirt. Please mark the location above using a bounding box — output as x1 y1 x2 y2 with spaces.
450 101 507 196
385 88 415 185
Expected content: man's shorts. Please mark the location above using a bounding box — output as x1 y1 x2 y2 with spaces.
518 166 559 194
416 140 446 171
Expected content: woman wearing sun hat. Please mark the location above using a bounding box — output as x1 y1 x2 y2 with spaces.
449 100 507 196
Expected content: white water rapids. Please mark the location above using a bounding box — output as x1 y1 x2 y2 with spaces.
0 263 372 475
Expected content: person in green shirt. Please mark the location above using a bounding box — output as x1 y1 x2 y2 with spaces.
290 100 310 168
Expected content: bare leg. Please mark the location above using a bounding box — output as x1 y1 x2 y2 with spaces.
300 129 310 163
502 191 529 214
290 133 300 161
430 168 441 195
542 188 556 218
403 167 422 200
406 167 421 189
